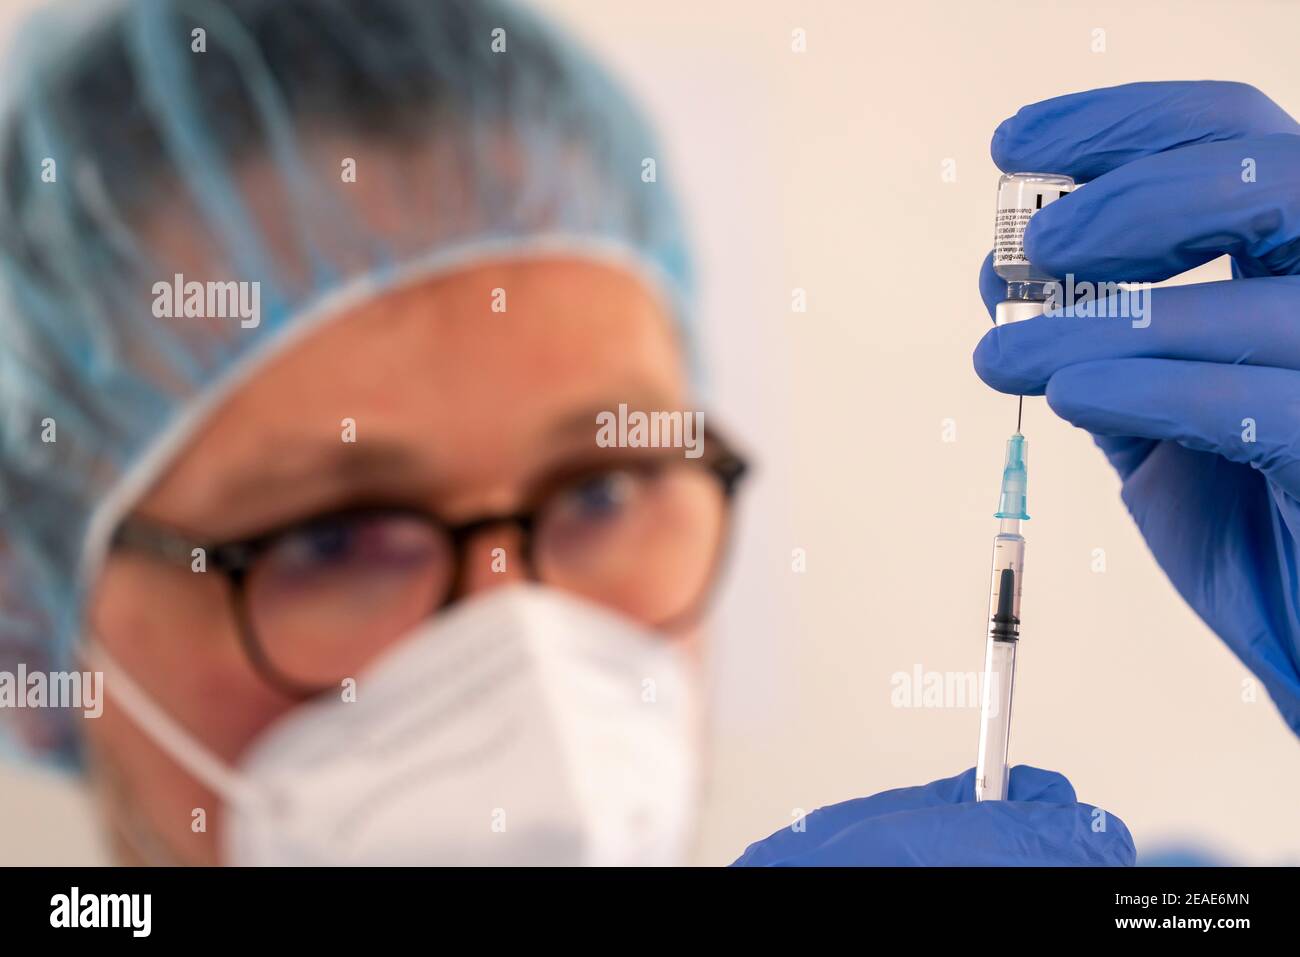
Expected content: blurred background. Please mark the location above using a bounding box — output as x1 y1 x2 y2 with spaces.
2 0 1298 865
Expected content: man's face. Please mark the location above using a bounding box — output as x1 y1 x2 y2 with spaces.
84 256 699 864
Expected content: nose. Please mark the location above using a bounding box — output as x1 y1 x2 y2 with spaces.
453 523 528 599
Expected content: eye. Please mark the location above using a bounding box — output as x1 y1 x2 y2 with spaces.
555 470 641 523
262 513 445 582
273 518 357 570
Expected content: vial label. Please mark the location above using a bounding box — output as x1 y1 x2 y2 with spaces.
994 207 1036 268
993 182 1073 270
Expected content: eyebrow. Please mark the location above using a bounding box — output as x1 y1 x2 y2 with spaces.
546 392 686 442
191 392 689 535
202 440 432 529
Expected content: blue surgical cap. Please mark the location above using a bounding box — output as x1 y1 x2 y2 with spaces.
0 0 694 765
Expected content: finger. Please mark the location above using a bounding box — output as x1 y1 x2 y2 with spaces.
730 766 1081 865
730 768 979 865
1025 135 1300 283
973 276 1300 480
993 81 1298 182
800 801 1135 866
1043 358 1300 499
979 250 1003 320
1006 764 1077 804
973 276 1300 395
1089 433 1160 483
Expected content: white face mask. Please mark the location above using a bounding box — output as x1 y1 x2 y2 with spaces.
89 585 701 866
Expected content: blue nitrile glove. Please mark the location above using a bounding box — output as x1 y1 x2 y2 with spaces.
974 81 1300 736
732 766 1134 866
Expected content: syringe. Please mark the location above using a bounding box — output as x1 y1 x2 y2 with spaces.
973 173 1066 801
975 433 1028 802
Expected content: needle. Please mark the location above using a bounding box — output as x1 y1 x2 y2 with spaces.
1016 395 1023 433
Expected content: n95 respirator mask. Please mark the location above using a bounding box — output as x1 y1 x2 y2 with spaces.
91 585 701 866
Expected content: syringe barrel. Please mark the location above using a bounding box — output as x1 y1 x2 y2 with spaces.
987 530 1025 634
975 636 1017 801
976 528 1024 802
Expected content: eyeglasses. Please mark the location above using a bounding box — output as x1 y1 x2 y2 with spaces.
110 434 748 699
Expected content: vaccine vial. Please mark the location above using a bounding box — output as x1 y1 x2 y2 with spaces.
992 172 1076 324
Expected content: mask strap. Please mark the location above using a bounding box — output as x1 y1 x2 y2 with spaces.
84 643 264 809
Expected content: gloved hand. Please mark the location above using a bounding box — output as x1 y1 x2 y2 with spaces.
974 81 1300 736
732 766 1134 866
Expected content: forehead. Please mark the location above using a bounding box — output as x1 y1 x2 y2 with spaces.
138 255 690 525
228 255 685 433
